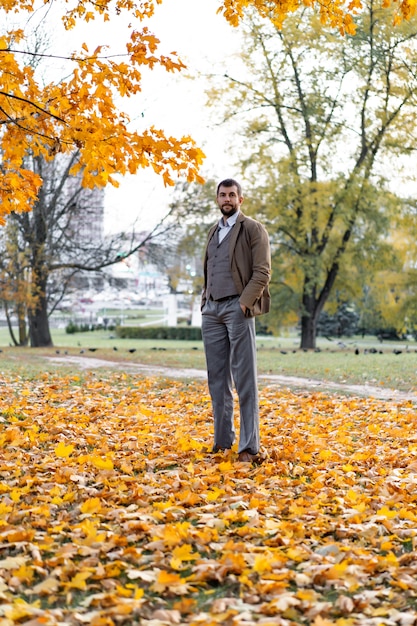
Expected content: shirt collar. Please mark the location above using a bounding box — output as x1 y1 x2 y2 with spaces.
218 210 239 229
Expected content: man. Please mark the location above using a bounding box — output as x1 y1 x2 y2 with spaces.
201 178 271 463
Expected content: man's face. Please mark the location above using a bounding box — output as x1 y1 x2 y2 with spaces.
216 185 243 218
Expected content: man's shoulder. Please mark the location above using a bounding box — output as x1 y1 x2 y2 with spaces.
238 212 268 232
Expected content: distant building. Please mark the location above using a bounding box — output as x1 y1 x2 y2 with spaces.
71 187 105 245
50 154 106 292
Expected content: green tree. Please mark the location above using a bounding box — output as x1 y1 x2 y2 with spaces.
317 302 360 338
358 196 417 337
208 3 417 348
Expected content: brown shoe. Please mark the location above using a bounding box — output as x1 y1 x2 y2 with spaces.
238 450 256 463
238 449 266 465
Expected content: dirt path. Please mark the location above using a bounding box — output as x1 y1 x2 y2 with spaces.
46 355 417 403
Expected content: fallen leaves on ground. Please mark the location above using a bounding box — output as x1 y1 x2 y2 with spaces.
1 371 417 625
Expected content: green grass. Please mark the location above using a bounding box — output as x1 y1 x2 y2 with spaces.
0 326 416 393
257 344 417 392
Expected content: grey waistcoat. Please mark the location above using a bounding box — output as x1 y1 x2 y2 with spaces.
206 227 239 301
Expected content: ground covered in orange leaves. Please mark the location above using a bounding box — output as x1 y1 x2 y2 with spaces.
1 371 417 625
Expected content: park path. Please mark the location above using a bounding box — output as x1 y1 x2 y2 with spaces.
46 355 417 403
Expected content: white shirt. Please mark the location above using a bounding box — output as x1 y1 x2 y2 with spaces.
218 211 239 244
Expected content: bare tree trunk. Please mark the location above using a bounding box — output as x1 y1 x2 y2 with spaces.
4 302 19 347
300 316 316 350
28 274 53 347
300 290 319 350
28 307 53 347
17 302 29 346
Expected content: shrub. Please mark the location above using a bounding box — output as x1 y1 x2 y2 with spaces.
116 326 202 341
65 322 115 334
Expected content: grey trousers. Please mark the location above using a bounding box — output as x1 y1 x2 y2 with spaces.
201 296 259 455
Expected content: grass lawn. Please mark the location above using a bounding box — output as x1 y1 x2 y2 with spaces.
0 326 416 393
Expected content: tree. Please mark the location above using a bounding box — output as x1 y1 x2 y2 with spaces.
354 196 417 337
1 0 414 228
317 302 360 338
0 218 38 346
219 0 415 34
2 151 182 347
207 4 417 348
0 0 207 224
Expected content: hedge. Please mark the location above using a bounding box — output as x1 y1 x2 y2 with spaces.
66 321 116 333
116 326 202 340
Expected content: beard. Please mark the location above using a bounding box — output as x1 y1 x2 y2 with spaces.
220 204 238 217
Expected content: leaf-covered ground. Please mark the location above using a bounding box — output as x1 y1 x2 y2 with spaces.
1 371 417 625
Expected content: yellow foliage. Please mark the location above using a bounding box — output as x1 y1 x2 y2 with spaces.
54 442 75 458
80 497 103 514
0 371 417 622
0 3 205 222
219 0 415 33
65 571 93 590
90 455 114 470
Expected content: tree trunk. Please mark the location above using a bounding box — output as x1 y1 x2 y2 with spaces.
300 311 317 349
4 302 19 346
300 289 319 350
28 269 53 347
27 184 54 348
17 303 29 346
28 293 53 347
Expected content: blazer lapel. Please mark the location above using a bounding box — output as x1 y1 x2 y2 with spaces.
229 212 244 252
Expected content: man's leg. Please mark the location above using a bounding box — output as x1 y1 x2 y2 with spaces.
228 301 259 455
201 300 235 450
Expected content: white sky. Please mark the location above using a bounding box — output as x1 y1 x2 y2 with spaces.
101 0 243 233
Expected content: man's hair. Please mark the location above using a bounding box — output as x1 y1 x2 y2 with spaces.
216 178 242 197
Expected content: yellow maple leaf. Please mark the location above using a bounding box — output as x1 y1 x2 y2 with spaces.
326 560 348 580
90 455 114 470
318 449 333 461
3 599 41 620
171 544 199 562
377 505 398 519
150 570 192 595
76 518 106 545
218 460 234 471
206 487 226 501
252 553 273 574
80 497 102 514
65 570 93 590
54 442 75 458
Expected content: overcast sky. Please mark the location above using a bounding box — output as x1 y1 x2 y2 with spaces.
91 0 244 233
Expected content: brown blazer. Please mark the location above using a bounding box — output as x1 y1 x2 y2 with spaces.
202 211 271 317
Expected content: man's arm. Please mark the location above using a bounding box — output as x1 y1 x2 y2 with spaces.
239 221 271 311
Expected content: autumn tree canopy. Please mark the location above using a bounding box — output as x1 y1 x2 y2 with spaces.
1 0 415 225
221 0 416 33
0 0 208 224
